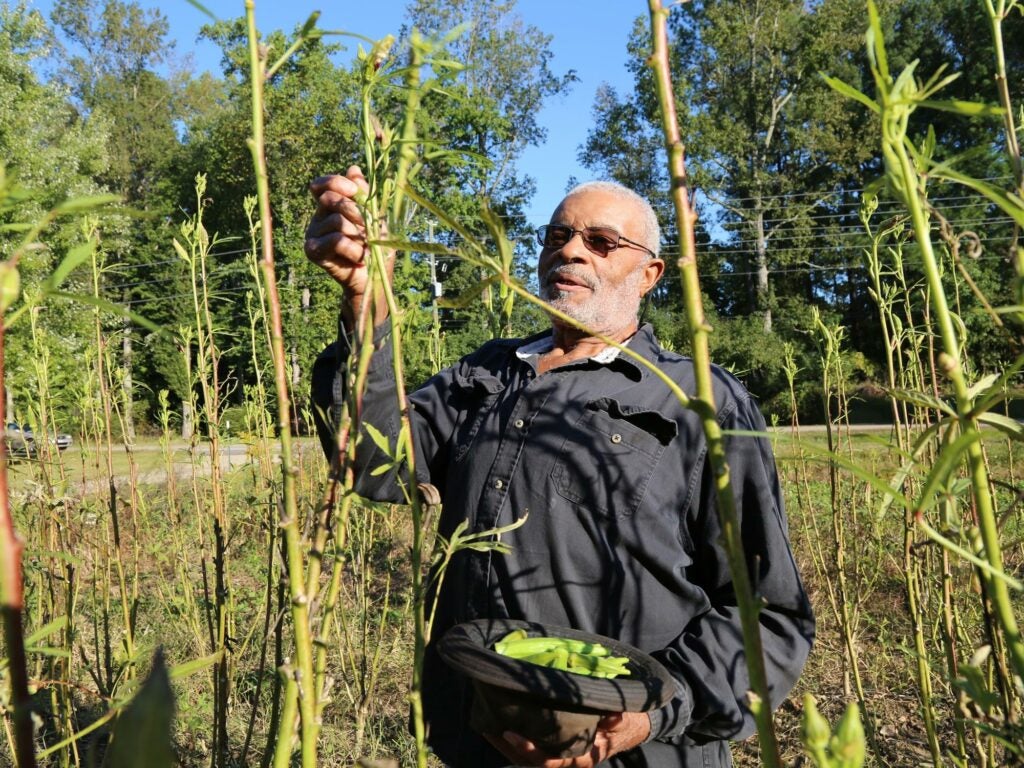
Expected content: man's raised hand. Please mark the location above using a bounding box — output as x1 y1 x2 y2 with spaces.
305 165 393 326
305 166 373 294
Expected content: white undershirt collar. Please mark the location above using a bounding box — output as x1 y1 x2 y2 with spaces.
515 334 624 365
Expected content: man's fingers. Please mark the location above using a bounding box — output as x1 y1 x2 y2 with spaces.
309 166 369 200
304 232 365 266
309 173 362 201
345 165 369 193
314 191 365 225
500 731 534 751
306 211 364 240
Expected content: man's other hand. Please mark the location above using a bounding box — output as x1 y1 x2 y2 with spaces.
305 166 395 326
305 167 373 291
484 711 651 767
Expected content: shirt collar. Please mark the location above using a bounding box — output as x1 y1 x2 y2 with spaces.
515 329 648 365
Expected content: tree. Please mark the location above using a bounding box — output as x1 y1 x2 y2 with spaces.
49 0 209 438
0 2 113 426
391 0 576 365
51 0 181 202
403 0 576 226
580 1 1022 418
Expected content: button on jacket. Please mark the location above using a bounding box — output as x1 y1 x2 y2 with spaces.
312 322 814 768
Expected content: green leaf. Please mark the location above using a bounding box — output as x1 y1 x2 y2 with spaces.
972 357 1024 415
43 241 95 293
430 58 466 72
25 616 67 646
105 649 174 768
461 540 513 554
791 441 912 512
916 516 1024 590
439 274 504 309
168 650 223 680
36 549 85 568
886 387 957 416
913 429 981 513
866 0 889 81
53 194 120 214
820 74 880 114
172 238 191 263
977 412 1024 441
966 373 1000 402
363 422 393 457
182 0 217 20
46 291 160 333
396 427 410 461
24 646 72 658
918 99 1004 117
320 30 377 47
297 10 321 38
923 164 1024 227
400 186 484 255
374 239 456 255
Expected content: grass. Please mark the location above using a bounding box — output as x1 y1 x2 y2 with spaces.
742 430 1024 766
3 428 1017 766
2 438 323 497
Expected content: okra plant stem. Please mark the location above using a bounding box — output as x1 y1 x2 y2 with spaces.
243 3 318 765
646 3 782 764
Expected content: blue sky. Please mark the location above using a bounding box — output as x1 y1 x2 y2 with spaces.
31 0 649 226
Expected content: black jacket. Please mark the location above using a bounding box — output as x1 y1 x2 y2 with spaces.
312 322 814 767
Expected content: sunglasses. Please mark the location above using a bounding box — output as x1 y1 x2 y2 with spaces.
536 224 656 258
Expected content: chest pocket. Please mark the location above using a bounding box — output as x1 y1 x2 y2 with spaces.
551 397 678 519
450 373 506 464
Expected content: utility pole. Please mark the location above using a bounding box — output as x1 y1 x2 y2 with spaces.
428 221 441 324
427 221 442 373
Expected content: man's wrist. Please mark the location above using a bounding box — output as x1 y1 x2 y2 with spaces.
644 709 662 743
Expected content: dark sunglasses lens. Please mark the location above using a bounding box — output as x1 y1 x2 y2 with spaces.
582 228 620 255
538 225 571 248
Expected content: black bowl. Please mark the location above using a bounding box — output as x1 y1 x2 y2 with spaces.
437 619 680 759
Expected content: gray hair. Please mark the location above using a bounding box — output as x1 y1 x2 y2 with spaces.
563 180 661 258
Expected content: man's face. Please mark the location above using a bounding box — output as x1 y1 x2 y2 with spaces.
537 189 663 335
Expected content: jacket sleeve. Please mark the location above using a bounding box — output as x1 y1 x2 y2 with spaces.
648 381 814 744
310 319 457 503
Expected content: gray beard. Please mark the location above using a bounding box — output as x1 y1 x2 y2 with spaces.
540 263 645 333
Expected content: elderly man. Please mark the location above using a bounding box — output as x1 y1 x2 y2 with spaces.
307 167 813 768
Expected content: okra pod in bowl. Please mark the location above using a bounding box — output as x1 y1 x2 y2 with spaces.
437 618 681 759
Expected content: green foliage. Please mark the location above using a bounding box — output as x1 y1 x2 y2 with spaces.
801 696 866 768
0 5 128 426
580 0 1021 421
105 650 175 768
402 0 576 227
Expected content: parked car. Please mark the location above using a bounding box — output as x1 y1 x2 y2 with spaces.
43 427 73 451
3 422 73 456
4 422 35 457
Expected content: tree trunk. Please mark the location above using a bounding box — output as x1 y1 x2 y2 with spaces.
755 205 771 333
121 320 135 443
181 399 193 441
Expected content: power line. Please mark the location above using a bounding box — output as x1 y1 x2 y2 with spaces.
694 175 1014 206
715 199 1011 231
122 287 255 306
105 247 258 271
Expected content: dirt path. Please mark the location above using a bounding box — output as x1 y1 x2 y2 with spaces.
7 440 320 499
